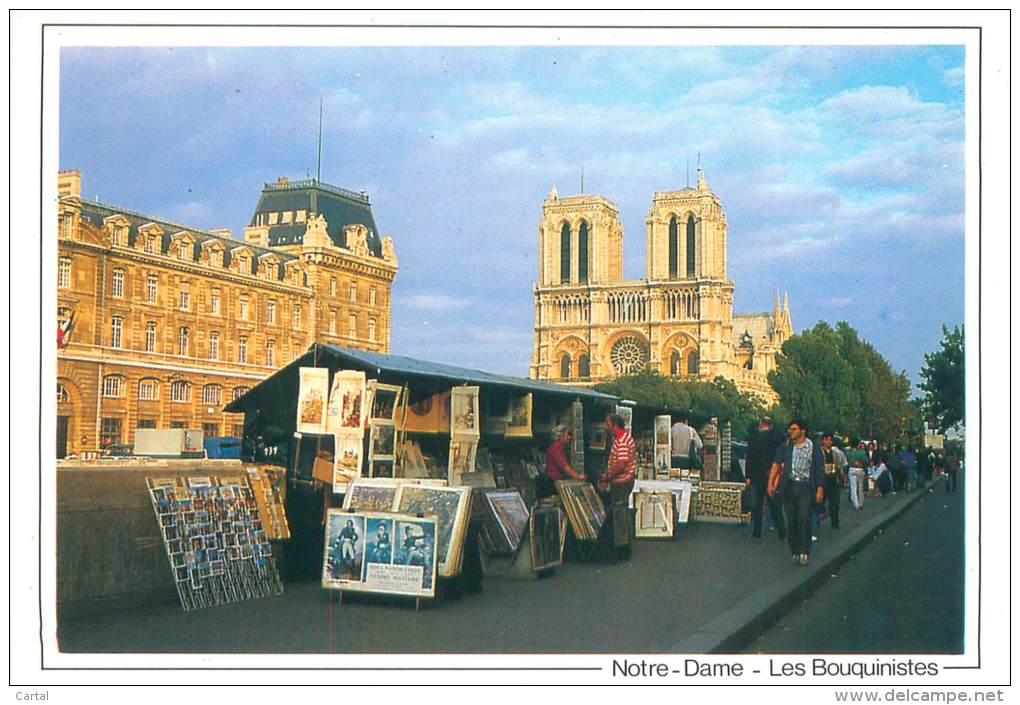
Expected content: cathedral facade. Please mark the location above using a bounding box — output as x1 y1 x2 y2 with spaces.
530 170 791 405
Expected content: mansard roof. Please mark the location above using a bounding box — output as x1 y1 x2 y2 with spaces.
250 178 383 257
732 312 776 345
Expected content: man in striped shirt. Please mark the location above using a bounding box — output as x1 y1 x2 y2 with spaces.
600 413 637 505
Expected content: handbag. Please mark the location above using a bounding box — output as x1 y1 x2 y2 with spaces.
688 439 703 469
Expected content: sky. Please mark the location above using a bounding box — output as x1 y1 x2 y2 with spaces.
59 44 966 388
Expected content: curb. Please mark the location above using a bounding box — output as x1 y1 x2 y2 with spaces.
666 480 939 654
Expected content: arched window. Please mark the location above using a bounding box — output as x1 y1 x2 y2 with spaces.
687 350 699 376
686 216 696 277
232 386 251 402
670 350 681 376
559 222 571 283
577 221 589 283
668 216 679 278
578 354 590 379
102 375 124 398
202 384 222 405
560 353 571 380
138 378 160 401
170 380 191 402
57 383 69 404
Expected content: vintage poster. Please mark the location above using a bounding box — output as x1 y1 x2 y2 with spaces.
588 424 607 450
450 386 480 439
296 367 329 434
530 505 563 571
504 392 533 437
370 383 402 424
616 404 633 431
146 475 283 611
369 424 396 460
402 389 451 434
393 485 471 577
481 490 529 554
326 370 367 434
447 439 477 485
322 510 437 598
332 434 364 491
635 491 675 539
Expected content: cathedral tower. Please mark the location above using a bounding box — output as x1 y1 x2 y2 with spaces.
537 186 623 287
645 169 727 281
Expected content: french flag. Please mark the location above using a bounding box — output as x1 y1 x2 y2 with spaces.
57 310 76 349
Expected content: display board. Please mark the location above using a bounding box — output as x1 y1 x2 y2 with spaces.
297 367 329 434
555 479 606 542
322 510 437 598
341 478 448 512
392 484 472 577
146 475 283 611
629 479 694 525
634 491 675 538
530 504 564 571
478 490 529 555
245 466 290 541
696 480 748 522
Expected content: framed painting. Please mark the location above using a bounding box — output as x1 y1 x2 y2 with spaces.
369 423 396 460
504 393 533 437
332 434 364 491
483 490 529 554
450 386 480 439
393 485 471 577
530 504 563 571
611 502 631 548
634 491 675 539
447 439 477 484
370 382 402 424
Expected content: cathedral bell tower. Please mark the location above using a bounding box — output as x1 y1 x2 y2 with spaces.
538 185 623 287
645 168 728 281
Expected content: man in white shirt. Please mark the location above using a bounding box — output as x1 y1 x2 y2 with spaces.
670 413 703 471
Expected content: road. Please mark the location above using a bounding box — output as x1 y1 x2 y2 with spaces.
740 483 964 654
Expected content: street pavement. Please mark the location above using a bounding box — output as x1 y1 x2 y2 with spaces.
58 483 952 654
740 483 964 654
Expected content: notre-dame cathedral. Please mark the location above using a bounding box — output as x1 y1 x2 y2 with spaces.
530 169 791 405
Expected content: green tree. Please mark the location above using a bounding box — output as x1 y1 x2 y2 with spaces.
768 321 919 443
918 324 965 433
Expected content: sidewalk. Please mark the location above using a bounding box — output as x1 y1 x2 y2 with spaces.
57 484 934 654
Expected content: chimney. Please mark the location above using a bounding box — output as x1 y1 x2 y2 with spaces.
58 170 82 198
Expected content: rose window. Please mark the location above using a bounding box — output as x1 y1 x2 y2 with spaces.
610 336 647 374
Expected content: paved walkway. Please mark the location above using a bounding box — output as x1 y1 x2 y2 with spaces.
58 485 945 654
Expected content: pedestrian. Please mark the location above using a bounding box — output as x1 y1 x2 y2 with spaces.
599 413 638 507
744 416 787 541
670 412 703 471
870 456 892 497
540 424 585 497
768 418 825 566
820 432 849 529
846 439 869 509
944 449 960 493
894 445 918 490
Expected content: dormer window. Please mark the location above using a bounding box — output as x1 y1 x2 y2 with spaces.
144 235 157 254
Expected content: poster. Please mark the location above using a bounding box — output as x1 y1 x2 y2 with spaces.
447 439 477 485
530 505 563 571
326 370 367 434
504 393 533 437
393 485 472 577
450 385 480 439
322 510 437 598
296 367 329 434
370 383 402 423
634 491 675 538
332 434 364 490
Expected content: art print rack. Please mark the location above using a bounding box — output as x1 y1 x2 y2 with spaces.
554 479 606 562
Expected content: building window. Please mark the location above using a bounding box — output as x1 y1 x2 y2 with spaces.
368 318 376 341
293 303 302 328
57 383 69 404
686 217 697 277
110 316 123 349
202 385 222 405
145 321 157 352
203 422 219 438
170 420 186 429
177 327 189 356
138 378 160 401
369 287 377 306
560 222 571 283
560 354 571 380
670 350 681 376
231 423 245 437
577 220 589 283
102 376 124 398
348 314 357 338
232 386 250 402
112 226 126 246
59 214 73 239
578 354 590 379
100 418 122 447
144 235 157 254
330 277 337 297
349 282 357 303
170 380 191 403
179 242 192 260
137 418 157 429
208 331 220 359
687 350 699 376
239 295 249 320
329 310 337 336
111 268 125 298
266 299 276 324
146 275 158 303
210 290 221 315
179 283 190 310
238 336 247 364
58 257 72 289
265 339 275 367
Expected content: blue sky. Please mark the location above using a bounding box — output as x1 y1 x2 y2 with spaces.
60 45 965 387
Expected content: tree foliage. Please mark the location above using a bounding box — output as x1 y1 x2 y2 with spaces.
767 321 919 443
595 370 770 441
918 324 965 433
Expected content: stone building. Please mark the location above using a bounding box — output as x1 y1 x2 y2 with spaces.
56 171 397 457
530 169 791 404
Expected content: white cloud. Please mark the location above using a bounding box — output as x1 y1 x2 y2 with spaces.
943 66 964 88
401 293 472 311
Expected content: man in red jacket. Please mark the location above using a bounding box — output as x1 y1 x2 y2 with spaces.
600 413 637 506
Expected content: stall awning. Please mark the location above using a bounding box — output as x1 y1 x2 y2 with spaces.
224 342 619 415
